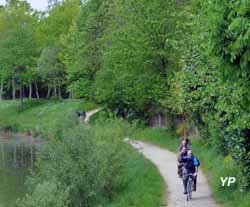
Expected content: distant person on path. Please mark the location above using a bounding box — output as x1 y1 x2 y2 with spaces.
178 135 191 152
182 150 199 194
76 111 86 123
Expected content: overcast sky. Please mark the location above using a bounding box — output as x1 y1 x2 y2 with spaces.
0 0 48 11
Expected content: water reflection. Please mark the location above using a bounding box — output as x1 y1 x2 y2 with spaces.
0 134 39 206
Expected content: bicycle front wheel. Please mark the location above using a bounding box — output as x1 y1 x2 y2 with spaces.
187 177 192 201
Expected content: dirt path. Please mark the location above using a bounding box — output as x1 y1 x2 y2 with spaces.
84 108 102 123
130 140 219 207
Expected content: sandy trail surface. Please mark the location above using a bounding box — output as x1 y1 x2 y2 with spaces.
84 108 102 123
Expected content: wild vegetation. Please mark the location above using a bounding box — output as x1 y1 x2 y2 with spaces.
1 0 250 206
18 118 161 207
0 100 165 207
0 99 97 137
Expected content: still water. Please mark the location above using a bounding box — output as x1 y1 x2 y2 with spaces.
0 134 38 206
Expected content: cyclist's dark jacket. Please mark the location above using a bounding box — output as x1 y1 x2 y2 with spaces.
178 143 191 152
178 151 187 163
182 156 199 174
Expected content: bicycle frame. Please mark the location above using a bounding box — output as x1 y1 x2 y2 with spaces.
186 173 193 201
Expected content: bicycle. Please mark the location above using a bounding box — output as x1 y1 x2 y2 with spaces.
186 173 194 201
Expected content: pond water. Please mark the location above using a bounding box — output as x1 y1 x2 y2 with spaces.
0 134 38 206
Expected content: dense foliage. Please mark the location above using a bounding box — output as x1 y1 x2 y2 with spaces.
168 0 250 189
1 0 250 203
18 120 131 207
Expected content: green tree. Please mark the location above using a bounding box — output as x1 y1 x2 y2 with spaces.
38 47 65 98
94 0 180 118
206 0 250 76
60 0 111 99
0 0 38 102
37 0 80 47
167 0 250 189
4 25 37 109
35 0 80 98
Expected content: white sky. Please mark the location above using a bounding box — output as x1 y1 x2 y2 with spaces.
0 0 48 11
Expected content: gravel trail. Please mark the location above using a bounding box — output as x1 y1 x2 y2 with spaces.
130 140 219 207
84 108 102 123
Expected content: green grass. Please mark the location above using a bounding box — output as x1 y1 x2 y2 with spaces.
132 127 250 207
0 99 98 138
107 152 165 207
133 127 179 151
91 114 167 207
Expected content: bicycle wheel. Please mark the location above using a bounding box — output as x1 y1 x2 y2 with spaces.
186 176 192 201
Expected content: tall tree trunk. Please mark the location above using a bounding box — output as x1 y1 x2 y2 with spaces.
158 113 162 127
29 80 32 99
12 78 16 100
30 144 34 170
46 85 51 99
53 79 57 97
19 82 24 112
58 85 62 99
14 145 17 165
0 77 3 100
161 58 168 77
21 144 24 165
23 86 26 98
1 143 5 168
35 81 40 99
69 90 73 99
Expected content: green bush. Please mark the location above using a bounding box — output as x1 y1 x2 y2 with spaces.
20 120 133 207
18 181 69 207
18 117 165 207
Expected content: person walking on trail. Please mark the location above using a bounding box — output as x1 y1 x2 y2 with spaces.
178 135 191 152
182 150 199 194
177 146 188 178
183 135 191 147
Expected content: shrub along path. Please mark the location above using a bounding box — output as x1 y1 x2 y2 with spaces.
130 140 219 207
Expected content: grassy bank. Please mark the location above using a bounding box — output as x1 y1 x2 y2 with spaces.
0 99 97 138
133 127 250 207
0 100 165 207
107 152 165 207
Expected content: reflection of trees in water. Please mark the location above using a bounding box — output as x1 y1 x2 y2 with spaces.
0 136 40 205
0 141 34 206
0 142 36 169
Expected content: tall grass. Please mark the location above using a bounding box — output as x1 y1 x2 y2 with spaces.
107 153 165 207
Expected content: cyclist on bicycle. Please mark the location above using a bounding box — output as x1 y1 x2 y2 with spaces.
177 146 188 178
182 150 199 194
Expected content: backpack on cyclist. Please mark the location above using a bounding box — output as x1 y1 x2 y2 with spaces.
195 157 200 166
